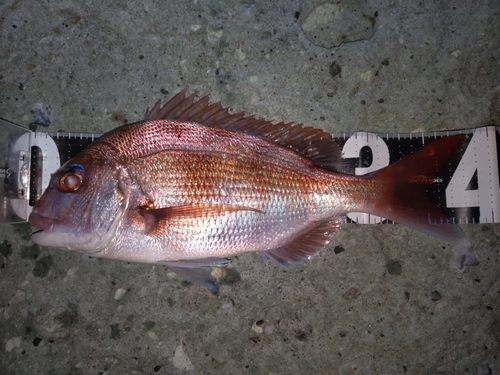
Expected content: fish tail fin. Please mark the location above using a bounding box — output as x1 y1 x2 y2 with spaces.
367 134 466 241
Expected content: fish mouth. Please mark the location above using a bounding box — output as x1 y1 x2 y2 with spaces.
28 212 55 232
28 211 113 254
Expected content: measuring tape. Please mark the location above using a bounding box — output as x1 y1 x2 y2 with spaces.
1 117 499 225
335 127 500 225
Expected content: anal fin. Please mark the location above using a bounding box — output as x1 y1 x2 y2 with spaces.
260 219 342 268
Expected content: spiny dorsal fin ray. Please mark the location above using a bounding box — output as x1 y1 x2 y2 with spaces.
144 88 190 120
144 89 346 172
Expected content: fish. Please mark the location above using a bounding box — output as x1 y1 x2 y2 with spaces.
28 89 468 291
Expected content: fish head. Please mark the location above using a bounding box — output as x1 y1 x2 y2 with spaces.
28 152 128 254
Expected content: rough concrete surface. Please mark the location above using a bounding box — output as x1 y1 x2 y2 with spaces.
1 0 499 374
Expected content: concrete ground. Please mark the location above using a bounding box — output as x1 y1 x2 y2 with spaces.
1 0 499 374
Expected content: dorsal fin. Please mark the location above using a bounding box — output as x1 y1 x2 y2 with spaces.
144 89 346 172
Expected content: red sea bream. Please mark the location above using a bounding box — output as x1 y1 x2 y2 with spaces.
28 89 467 291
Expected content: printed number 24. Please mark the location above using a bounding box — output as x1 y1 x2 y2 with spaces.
342 128 500 224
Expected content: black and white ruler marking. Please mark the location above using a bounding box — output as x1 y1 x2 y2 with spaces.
336 127 499 225
1 117 499 225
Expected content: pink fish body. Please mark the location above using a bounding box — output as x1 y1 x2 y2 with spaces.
29 89 465 290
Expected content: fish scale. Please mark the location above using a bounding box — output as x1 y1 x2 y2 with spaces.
123 150 342 256
133 149 304 197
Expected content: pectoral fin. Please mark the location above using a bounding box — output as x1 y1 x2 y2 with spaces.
158 258 230 292
141 203 262 234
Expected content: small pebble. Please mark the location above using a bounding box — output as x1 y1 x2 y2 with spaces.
434 300 449 313
30 103 52 127
222 299 234 312
6 337 22 352
238 2 256 17
263 323 274 334
251 320 263 333
114 288 127 300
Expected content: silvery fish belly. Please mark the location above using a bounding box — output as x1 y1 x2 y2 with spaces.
29 89 467 291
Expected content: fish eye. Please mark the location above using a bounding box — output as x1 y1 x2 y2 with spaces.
59 165 84 192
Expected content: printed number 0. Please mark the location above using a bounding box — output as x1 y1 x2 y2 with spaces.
342 132 390 224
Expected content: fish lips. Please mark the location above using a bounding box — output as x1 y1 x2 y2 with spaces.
28 212 60 247
28 212 55 232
